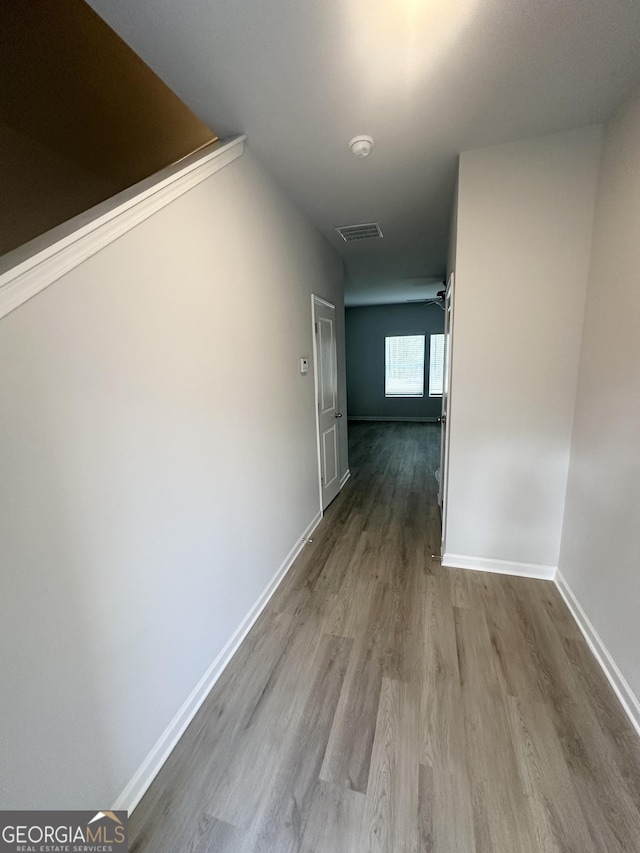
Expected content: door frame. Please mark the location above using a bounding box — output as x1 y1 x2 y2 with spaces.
311 294 337 515
440 272 455 556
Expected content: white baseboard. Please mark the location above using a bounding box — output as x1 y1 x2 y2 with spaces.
339 469 351 489
348 416 438 423
113 510 323 815
555 572 640 739
442 552 556 581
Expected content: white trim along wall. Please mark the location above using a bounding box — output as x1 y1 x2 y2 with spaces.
442 554 556 581
555 573 640 739
0 136 246 321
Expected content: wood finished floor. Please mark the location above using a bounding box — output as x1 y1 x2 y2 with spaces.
130 422 640 853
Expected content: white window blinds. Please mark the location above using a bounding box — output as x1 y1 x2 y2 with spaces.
385 335 425 397
429 333 445 397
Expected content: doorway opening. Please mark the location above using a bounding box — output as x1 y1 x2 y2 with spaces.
342 275 454 553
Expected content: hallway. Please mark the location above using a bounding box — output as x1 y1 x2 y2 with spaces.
130 422 640 852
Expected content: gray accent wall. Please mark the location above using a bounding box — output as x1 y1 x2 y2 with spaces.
345 303 445 420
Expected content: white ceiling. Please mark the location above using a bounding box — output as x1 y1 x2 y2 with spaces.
88 0 640 306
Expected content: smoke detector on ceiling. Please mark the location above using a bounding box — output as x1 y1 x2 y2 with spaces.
349 135 374 158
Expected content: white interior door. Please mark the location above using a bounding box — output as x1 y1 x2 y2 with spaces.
439 273 455 551
312 296 341 510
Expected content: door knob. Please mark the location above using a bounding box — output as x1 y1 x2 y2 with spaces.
335 412 343 418
437 415 446 424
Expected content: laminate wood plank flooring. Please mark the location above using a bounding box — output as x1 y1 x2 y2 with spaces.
130 422 640 852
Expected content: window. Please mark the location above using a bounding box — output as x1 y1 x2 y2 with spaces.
385 335 425 397
429 333 445 397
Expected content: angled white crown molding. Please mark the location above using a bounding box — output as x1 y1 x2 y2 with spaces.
0 135 246 321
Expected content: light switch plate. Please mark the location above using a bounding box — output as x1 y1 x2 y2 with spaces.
299 358 309 374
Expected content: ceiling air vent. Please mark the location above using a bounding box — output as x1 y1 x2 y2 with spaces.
335 222 383 242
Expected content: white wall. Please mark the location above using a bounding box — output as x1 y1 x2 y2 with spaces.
445 127 602 572
558 90 640 704
446 171 458 280
0 148 346 809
